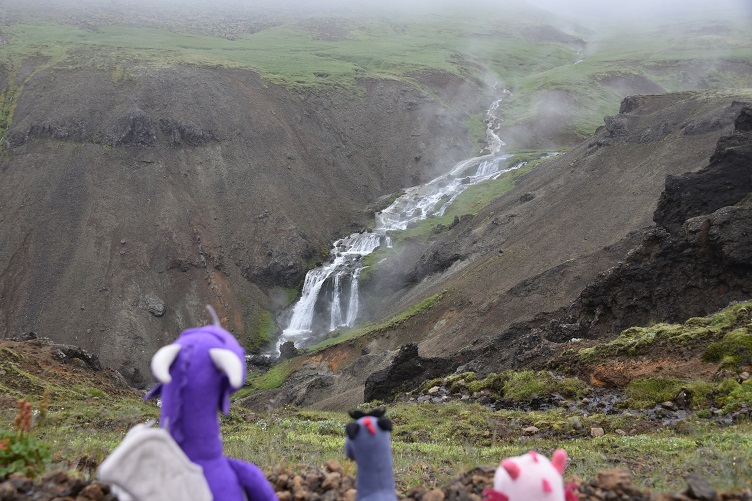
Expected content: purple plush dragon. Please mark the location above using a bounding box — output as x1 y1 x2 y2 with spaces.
100 306 278 501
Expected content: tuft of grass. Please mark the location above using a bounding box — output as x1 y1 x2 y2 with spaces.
502 371 589 401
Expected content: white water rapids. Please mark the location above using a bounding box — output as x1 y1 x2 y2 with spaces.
276 92 523 353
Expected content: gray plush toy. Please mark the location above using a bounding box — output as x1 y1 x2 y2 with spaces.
344 408 397 501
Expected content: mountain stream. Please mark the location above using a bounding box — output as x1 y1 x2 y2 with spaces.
276 93 524 353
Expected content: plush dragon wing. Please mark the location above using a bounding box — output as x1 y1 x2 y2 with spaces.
98 423 213 501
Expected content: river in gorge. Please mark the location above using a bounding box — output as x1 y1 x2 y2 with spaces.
274 92 526 353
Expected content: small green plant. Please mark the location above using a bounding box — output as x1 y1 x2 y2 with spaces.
0 399 51 479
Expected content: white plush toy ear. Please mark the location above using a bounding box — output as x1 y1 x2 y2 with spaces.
551 448 568 475
151 344 182 384
209 348 244 389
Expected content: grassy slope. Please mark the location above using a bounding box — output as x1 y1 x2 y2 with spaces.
2 302 751 492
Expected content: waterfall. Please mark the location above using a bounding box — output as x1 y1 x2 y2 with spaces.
276 91 520 353
345 267 362 326
284 264 337 337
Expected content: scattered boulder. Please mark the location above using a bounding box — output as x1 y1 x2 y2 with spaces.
590 427 605 438
144 295 166 317
684 473 717 501
279 341 299 360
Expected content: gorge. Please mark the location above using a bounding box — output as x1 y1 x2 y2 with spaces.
0 0 750 401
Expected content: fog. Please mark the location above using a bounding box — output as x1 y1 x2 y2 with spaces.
5 0 751 27
525 0 751 22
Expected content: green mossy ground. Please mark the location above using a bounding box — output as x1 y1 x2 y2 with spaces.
3 298 752 492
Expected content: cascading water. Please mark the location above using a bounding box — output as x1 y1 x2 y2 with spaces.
277 91 523 352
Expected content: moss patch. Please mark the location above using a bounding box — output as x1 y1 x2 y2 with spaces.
575 301 752 364
622 377 714 410
422 370 588 401
716 378 752 413
703 327 752 370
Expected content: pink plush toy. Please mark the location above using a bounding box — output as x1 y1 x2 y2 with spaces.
482 449 578 501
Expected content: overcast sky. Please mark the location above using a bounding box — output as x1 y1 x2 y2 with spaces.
5 0 752 28
524 0 751 22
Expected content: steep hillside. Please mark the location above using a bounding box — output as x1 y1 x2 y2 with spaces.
0 65 480 386
243 90 752 411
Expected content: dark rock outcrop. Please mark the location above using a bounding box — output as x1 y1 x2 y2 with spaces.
655 106 752 235
159 118 217 146
474 105 752 373
363 343 458 402
9 335 103 371
109 107 157 146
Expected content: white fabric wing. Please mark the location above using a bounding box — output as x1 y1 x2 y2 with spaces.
98 423 213 501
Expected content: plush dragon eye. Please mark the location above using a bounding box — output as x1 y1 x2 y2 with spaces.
377 418 392 432
345 422 360 439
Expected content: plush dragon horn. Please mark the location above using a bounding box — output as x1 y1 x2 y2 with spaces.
151 344 182 384
209 348 244 389
206 304 221 326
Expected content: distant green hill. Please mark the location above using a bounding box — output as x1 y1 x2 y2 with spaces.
2 1 750 148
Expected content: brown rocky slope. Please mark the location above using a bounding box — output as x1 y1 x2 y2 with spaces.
242 90 752 411
0 63 487 387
